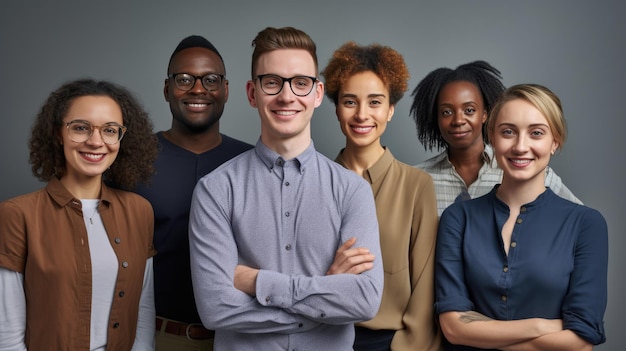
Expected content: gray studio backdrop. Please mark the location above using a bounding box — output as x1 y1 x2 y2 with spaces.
1 1 623 350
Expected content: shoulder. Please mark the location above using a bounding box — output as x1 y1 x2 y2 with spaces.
541 191 604 225
0 188 47 212
415 151 447 172
442 190 494 219
220 134 254 151
104 185 152 211
317 151 366 182
396 158 433 179
199 148 256 182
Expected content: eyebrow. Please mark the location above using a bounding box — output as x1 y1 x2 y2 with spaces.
497 122 550 128
340 93 387 99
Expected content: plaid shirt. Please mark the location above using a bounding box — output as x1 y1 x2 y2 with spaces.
415 144 581 216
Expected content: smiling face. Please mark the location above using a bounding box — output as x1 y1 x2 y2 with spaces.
336 71 394 150
491 98 558 187
60 95 123 184
437 80 487 151
246 48 324 151
165 47 228 133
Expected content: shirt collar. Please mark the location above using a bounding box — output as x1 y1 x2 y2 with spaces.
335 147 394 184
46 177 112 209
254 138 314 174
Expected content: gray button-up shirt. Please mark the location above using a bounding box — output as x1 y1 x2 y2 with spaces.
190 139 384 351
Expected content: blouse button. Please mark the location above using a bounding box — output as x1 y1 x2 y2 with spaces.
516 218 523 224
285 244 292 251
520 207 527 212
119 291 125 297
285 182 290 186
285 212 290 217
501 295 507 302
113 322 120 328
503 266 509 273
122 261 129 268
510 242 517 248
265 296 271 303
114 238 121 244
298 323 303 328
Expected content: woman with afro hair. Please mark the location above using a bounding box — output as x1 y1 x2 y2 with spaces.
0 79 158 350
409 61 580 216
322 42 441 351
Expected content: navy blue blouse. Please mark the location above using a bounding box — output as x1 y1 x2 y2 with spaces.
435 187 607 350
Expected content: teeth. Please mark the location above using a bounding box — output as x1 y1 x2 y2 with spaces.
84 153 104 160
275 111 296 116
353 126 373 132
187 103 207 108
511 159 530 165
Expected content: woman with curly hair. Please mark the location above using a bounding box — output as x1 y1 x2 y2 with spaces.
0 79 159 350
322 42 441 351
409 61 580 216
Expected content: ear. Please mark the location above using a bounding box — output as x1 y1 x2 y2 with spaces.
551 140 559 155
163 78 170 102
246 80 257 108
481 109 487 123
223 79 229 103
313 81 324 108
387 104 395 122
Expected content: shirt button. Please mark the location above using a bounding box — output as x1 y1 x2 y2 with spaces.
320 313 326 318
285 182 290 186
501 295 507 302
298 323 303 328
503 266 509 273
510 242 517 248
265 296 271 303
114 238 121 244
285 244 292 251
285 212 290 217
122 261 129 268
516 218 523 224
520 207 527 212
113 322 120 328
118 291 125 297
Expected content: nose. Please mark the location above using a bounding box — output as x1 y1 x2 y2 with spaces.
451 110 466 126
276 80 296 100
85 127 105 146
189 77 207 93
512 134 529 153
354 103 368 122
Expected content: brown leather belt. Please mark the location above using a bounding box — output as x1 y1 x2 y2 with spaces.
156 317 215 340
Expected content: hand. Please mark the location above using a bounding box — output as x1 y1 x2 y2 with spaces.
326 237 375 275
234 265 259 297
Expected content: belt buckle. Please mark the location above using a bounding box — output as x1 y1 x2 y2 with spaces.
185 322 205 340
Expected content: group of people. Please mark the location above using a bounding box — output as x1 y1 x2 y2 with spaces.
0 26 607 351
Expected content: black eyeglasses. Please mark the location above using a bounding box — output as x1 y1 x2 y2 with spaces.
168 73 225 91
64 120 127 145
256 74 317 96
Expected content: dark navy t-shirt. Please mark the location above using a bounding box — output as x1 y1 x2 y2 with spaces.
133 132 252 323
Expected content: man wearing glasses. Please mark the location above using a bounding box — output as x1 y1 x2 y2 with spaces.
133 35 252 351
189 27 383 350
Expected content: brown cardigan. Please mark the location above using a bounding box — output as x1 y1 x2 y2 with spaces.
0 178 156 350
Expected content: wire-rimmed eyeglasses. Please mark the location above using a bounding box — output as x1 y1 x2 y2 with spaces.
256 74 317 97
64 120 127 145
168 73 225 92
